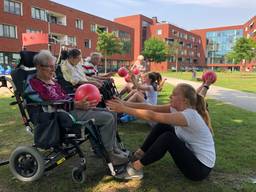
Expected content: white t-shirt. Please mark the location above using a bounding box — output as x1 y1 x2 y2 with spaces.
145 85 157 105
170 107 216 168
61 60 88 86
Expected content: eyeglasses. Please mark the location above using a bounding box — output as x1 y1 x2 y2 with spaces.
40 64 56 70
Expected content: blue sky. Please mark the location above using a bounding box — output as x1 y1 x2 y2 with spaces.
52 0 255 30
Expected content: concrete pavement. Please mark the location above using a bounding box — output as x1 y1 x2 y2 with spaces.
165 77 256 113
114 76 256 113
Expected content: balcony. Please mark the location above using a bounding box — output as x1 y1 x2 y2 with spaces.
49 33 66 45
47 11 66 26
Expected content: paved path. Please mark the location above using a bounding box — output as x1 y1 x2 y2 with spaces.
164 77 256 112
114 76 256 113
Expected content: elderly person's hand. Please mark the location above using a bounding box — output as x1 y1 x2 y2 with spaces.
108 71 116 77
204 76 215 86
74 97 98 110
106 98 126 113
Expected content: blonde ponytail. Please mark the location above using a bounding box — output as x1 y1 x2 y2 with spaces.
196 93 213 135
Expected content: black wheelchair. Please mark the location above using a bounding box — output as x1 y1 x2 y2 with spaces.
0 51 127 183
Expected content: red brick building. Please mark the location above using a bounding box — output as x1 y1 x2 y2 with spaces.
1 0 255 73
0 0 134 74
115 15 204 71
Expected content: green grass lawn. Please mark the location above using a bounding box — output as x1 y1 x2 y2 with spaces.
163 71 256 93
1 83 256 192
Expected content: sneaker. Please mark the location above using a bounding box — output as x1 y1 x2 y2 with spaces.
120 114 136 123
115 163 143 180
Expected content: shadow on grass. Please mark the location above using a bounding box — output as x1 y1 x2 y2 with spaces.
1 94 256 191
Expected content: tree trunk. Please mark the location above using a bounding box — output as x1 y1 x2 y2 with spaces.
175 49 178 72
104 56 107 74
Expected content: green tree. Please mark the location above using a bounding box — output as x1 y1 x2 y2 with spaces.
226 37 256 70
142 37 170 63
96 31 123 73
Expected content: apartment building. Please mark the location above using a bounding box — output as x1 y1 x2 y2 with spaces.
1 0 255 73
192 16 256 70
115 15 204 71
0 0 134 74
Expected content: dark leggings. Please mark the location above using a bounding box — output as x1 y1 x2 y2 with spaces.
140 123 212 181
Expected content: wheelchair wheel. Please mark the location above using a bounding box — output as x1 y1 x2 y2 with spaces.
72 167 85 184
9 146 45 182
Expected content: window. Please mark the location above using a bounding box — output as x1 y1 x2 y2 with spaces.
97 25 107 33
31 7 47 21
90 24 97 32
67 36 76 46
118 30 131 54
0 24 17 38
50 15 57 24
26 28 42 33
156 29 162 35
112 30 119 37
75 19 83 30
4 0 22 15
84 39 91 48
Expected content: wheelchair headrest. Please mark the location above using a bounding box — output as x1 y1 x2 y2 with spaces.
11 68 36 95
18 51 38 68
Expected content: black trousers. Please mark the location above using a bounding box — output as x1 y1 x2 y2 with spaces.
140 123 212 181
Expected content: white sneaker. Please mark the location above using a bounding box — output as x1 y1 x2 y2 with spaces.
115 163 143 180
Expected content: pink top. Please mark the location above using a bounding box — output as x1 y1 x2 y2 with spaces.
29 77 69 101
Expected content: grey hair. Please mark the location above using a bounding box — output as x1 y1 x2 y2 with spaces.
33 50 56 67
90 52 102 59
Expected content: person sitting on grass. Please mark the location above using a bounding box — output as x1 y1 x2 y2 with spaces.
151 72 167 92
119 72 166 99
120 72 160 122
106 83 215 180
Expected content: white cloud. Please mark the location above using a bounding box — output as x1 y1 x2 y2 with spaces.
155 0 256 8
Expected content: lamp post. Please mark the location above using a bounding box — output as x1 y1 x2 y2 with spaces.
46 11 52 51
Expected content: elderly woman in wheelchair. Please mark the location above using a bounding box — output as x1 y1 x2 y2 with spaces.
4 50 129 183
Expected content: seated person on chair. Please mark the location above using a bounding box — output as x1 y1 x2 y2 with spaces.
61 48 103 88
27 50 128 166
83 52 116 79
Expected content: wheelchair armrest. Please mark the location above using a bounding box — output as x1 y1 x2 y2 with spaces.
26 99 73 106
68 93 75 97
75 119 94 125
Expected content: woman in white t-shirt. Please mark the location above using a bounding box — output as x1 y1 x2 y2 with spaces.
107 83 215 180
